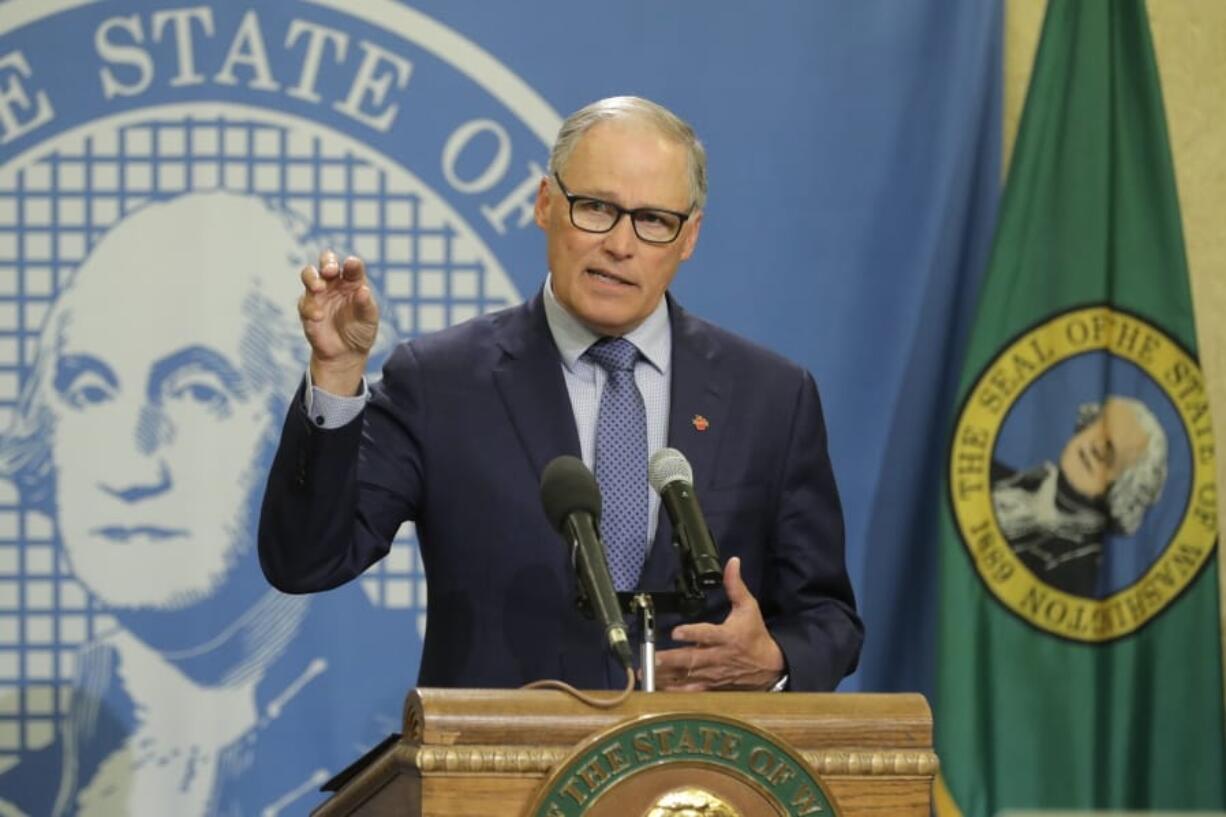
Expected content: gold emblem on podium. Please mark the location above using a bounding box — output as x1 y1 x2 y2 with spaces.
644 787 741 816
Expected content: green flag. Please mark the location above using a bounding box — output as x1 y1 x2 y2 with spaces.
937 1 1225 814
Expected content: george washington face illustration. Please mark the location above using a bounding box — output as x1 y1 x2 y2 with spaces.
24 193 304 611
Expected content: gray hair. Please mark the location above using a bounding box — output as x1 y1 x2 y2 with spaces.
547 95 708 211
1075 397 1168 535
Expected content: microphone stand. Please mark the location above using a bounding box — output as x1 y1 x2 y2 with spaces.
572 532 715 693
630 594 656 692
616 548 712 693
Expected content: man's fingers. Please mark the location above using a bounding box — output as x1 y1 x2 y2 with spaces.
352 285 380 323
341 255 366 283
301 264 324 293
654 647 698 673
723 556 753 608
654 646 705 688
318 249 340 278
298 291 325 324
671 622 724 646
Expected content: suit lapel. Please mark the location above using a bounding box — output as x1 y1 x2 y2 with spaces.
640 298 731 590
491 293 729 591
492 292 582 480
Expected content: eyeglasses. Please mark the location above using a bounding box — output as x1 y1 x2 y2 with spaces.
553 173 692 245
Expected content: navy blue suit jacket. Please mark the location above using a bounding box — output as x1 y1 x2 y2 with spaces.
258 292 862 691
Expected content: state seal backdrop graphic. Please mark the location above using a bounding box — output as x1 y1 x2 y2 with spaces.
0 2 559 814
950 305 1215 642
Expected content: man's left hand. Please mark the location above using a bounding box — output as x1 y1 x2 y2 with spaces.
653 557 786 691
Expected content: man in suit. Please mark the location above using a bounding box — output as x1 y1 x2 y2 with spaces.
259 96 862 692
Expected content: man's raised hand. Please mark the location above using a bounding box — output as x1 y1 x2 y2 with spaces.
298 251 379 395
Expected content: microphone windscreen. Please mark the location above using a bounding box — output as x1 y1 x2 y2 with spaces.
648 447 693 493
540 455 602 533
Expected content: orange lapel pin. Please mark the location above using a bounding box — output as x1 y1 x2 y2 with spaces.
692 414 710 432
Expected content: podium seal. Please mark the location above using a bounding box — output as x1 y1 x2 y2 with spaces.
525 713 839 817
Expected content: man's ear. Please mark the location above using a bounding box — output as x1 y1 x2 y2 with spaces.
533 177 551 230
679 210 703 261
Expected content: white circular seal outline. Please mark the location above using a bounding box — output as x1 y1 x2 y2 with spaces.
0 0 563 144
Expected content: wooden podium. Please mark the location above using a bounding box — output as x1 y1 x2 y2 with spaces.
313 689 936 816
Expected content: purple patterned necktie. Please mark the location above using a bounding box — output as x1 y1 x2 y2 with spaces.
585 337 649 591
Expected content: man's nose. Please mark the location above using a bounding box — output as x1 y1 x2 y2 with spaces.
601 213 638 259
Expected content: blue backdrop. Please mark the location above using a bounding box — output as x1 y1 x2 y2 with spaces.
0 1 1000 813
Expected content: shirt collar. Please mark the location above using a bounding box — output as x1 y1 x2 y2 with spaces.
542 274 671 374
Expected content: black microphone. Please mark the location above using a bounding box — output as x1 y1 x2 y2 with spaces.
648 448 722 589
540 455 633 670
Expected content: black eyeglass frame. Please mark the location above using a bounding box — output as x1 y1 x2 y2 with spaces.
553 173 693 245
